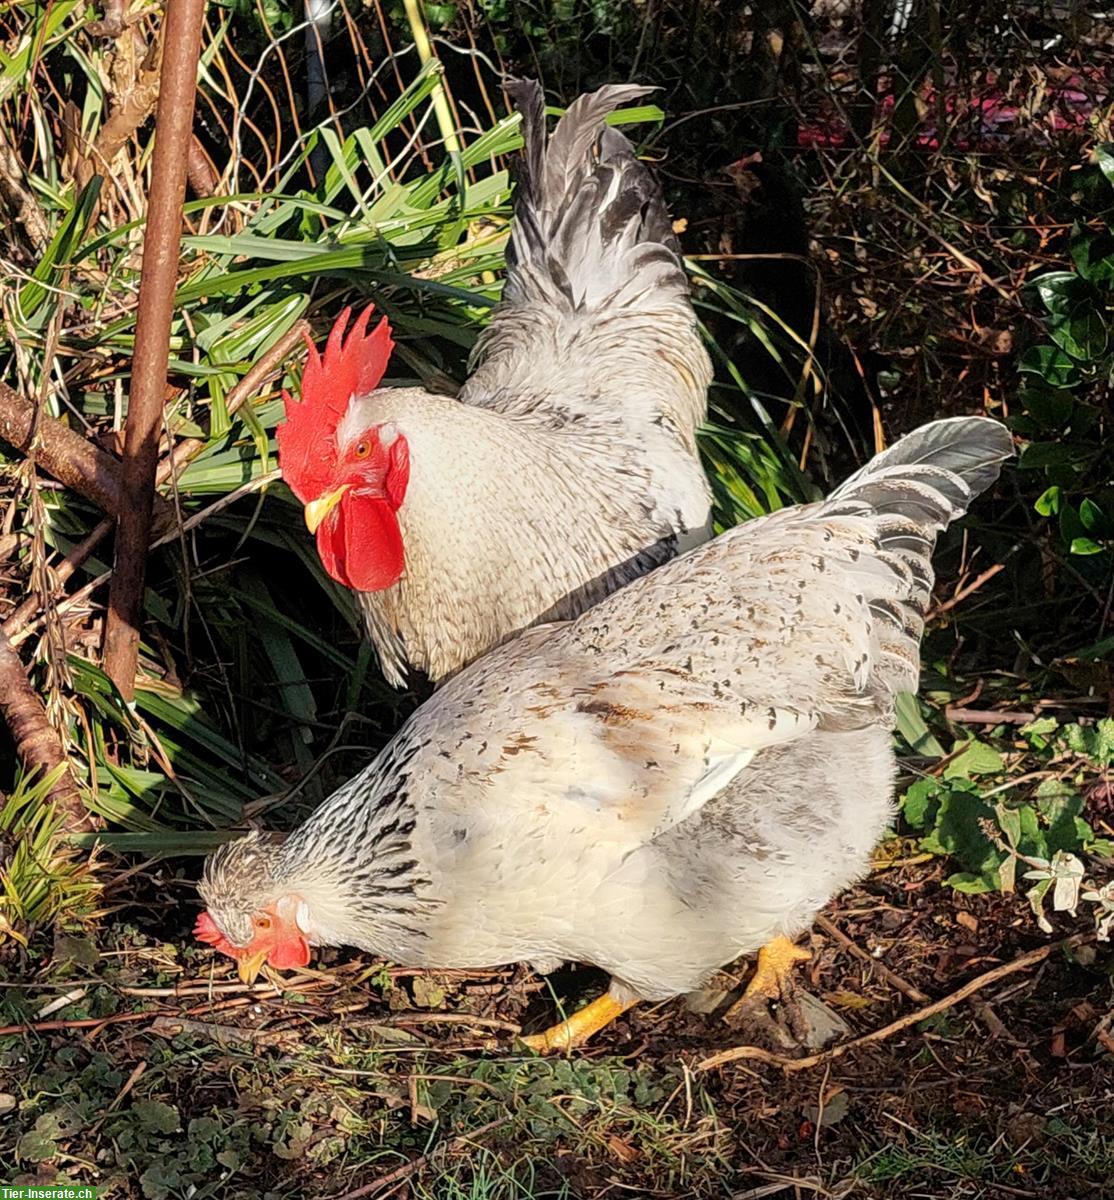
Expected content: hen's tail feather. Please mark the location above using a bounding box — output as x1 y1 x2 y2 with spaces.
500 78 684 311
821 417 1013 704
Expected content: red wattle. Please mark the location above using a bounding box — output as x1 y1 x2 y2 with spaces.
268 935 311 970
316 494 404 592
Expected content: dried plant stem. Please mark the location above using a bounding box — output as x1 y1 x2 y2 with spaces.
103 0 206 702
0 626 92 833
2 518 114 643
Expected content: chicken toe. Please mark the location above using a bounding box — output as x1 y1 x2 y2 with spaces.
723 936 811 1043
521 991 638 1053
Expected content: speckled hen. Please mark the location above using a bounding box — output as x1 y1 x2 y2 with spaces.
198 417 1011 1050
277 80 712 687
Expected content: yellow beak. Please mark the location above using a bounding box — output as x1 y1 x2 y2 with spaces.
303 485 349 535
237 950 268 985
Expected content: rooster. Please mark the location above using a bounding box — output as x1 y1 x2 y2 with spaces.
198 416 1011 1050
278 81 713 686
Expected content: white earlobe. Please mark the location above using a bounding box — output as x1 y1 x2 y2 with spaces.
378 421 400 449
295 901 312 933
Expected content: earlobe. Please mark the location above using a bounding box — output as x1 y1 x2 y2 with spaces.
385 435 410 510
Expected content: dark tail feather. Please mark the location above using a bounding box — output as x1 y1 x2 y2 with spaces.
501 78 683 311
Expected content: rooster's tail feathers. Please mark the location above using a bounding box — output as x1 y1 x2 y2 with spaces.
501 79 685 312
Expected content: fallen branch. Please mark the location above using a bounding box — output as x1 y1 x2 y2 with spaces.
696 933 1088 1073
0 382 172 531
0 625 93 833
103 0 206 700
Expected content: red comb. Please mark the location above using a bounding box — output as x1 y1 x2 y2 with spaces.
194 910 243 960
277 305 395 504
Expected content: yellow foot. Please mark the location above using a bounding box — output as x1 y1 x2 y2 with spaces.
723 935 811 1042
521 992 639 1053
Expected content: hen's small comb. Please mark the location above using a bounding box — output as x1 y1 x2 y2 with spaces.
277 305 395 505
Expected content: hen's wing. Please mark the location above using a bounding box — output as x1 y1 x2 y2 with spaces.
330 417 1011 851
459 80 710 449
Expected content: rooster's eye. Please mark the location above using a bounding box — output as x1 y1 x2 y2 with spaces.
255 914 272 931
354 440 371 459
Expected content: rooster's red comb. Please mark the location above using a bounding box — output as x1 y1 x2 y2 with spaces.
277 305 395 504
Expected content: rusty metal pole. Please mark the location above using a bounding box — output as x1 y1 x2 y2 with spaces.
103 0 206 700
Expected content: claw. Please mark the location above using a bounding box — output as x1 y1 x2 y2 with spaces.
723 936 811 1043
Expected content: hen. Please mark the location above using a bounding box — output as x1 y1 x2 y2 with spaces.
278 81 712 686
199 417 1011 1050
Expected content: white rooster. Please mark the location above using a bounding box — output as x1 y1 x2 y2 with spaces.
278 81 712 686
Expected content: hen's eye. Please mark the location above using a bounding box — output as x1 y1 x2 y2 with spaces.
354 440 371 459
255 914 272 931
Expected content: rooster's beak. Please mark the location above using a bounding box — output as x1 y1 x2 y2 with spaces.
237 950 268 985
304 485 349 535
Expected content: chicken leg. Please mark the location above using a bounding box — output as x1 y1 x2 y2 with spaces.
723 936 811 1041
521 992 638 1053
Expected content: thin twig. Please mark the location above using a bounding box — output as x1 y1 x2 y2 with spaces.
945 708 1038 725
103 0 207 700
814 914 929 1004
0 1010 161 1037
927 562 1006 619
696 934 1089 1073
1 517 114 642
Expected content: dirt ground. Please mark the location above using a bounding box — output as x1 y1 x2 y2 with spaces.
2 849 1111 1200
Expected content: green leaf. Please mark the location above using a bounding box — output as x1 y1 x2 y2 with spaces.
995 802 1023 848
1079 497 1108 533
1095 143 1114 188
919 787 1000 873
943 739 1004 780
945 871 998 894
1034 485 1062 516
1017 441 1090 471
902 779 942 830
134 1099 181 1134
1017 343 1082 388
1070 536 1106 555
1021 386 1076 429
894 692 945 756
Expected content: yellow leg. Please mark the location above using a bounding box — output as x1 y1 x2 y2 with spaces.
521 992 639 1053
742 935 811 1001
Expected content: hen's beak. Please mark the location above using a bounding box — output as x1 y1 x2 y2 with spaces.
237 950 268 985
304 485 348 534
